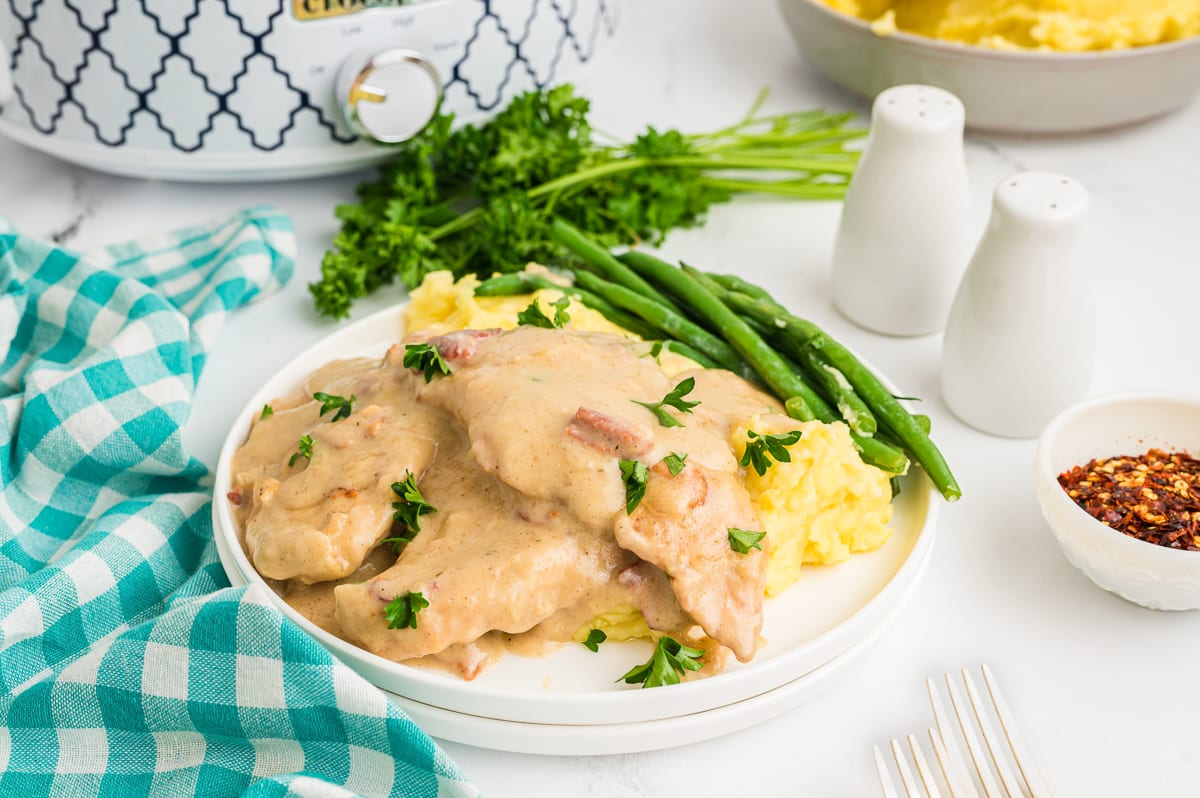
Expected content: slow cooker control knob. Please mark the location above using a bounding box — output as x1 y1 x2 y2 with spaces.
336 48 442 144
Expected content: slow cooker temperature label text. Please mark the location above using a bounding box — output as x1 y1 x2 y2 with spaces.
293 0 414 20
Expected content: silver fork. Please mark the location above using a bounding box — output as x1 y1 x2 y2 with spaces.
927 665 1053 798
875 666 1052 798
874 729 961 797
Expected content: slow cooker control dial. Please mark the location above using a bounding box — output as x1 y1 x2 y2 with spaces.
336 48 442 144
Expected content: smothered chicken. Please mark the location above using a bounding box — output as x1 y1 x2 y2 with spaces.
232 326 795 679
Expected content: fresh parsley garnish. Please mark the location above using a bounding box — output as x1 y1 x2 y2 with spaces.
728 528 766 554
403 343 451 382
391 471 436 536
619 636 704 688
380 528 418 555
619 459 648 515
632 377 700 428
648 341 664 360
308 85 864 320
740 429 802 476
582 629 607 652
517 295 571 329
662 452 688 476
314 391 355 422
260 404 274 419
288 435 314 467
384 591 429 630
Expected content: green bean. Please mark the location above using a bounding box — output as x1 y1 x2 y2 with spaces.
550 219 673 306
571 271 742 371
711 288 960 500
618 250 908 474
783 398 907 473
473 273 541 296
663 340 721 370
743 307 877 435
474 273 661 341
793 347 877 435
703 271 779 305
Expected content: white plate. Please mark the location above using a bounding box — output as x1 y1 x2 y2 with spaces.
386 539 929 756
213 302 938 726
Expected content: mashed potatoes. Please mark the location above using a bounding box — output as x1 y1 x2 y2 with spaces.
822 0 1200 51
407 269 701 375
406 270 894 619
733 416 892 596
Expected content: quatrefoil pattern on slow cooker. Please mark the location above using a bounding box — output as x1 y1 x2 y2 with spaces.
0 0 616 153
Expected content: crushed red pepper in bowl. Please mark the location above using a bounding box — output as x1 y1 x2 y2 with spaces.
1058 448 1200 552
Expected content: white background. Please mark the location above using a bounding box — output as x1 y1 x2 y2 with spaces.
3 3 1199 796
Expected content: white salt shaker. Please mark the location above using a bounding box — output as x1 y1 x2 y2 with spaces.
941 172 1093 438
831 84 972 337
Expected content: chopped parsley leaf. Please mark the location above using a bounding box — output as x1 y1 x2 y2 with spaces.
391 471 436 535
619 459 648 515
260 404 274 419
403 343 451 382
582 629 607 652
288 435 314 467
619 636 704 688
517 295 571 329
632 377 700 428
314 391 355 422
384 591 429 630
380 528 418 555
663 452 688 476
728 528 766 554
740 429 802 476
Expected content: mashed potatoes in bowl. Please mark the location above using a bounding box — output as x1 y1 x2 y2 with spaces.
820 0 1200 52
777 0 1200 132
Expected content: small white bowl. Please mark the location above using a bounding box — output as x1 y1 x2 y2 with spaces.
1034 394 1200 610
776 0 1200 133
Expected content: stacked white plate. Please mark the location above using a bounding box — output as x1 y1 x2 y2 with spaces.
213 304 939 756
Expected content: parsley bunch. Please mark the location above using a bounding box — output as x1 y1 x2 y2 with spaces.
311 85 862 318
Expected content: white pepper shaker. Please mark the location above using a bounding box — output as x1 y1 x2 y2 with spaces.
831 84 972 337
941 172 1093 438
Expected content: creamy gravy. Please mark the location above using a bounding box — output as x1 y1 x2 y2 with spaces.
231 327 784 680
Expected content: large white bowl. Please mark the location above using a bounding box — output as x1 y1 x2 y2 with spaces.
213 301 939 727
1034 393 1200 610
776 0 1200 133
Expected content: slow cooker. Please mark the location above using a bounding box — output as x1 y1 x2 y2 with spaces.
0 0 617 181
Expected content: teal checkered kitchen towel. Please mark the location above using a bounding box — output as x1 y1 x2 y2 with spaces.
0 208 476 797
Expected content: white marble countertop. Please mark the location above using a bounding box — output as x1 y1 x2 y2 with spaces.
4 3 1200 796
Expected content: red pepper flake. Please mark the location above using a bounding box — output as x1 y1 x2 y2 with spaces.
1058 448 1200 552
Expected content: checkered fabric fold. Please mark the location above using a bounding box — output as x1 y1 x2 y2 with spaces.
0 209 476 797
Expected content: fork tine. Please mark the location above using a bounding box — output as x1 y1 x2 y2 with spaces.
928 728 961 798
891 738 924 798
875 745 903 798
928 679 981 798
908 733 944 798
945 673 1005 798
962 668 1026 797
982 665 1054 797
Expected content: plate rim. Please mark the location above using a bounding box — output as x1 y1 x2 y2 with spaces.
212 300 939 724
386 533 933 755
